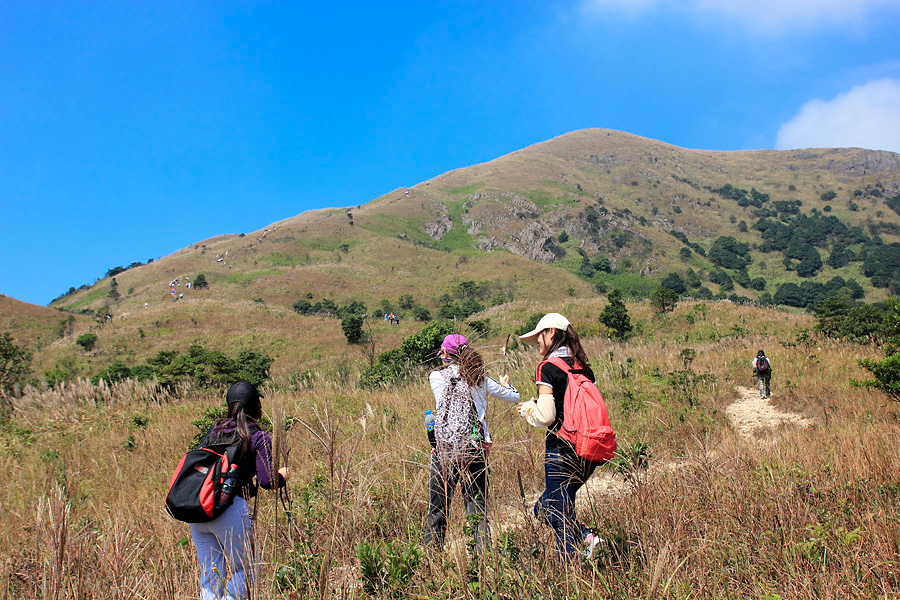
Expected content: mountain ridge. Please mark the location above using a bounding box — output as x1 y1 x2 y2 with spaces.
4 128 900 379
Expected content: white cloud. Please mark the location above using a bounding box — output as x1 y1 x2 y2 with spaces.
580 0 898 35
775 78 900 153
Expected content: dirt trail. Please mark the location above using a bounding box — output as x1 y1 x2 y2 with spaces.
439 386 817 557
725 386 815 440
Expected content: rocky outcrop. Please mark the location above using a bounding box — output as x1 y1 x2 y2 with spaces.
423 202 453 241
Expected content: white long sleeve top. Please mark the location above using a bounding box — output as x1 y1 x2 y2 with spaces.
429 365 520 443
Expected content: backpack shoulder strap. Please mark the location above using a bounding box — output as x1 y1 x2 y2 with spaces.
544 355 584 377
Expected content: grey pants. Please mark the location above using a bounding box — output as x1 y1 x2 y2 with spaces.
757 372 771 398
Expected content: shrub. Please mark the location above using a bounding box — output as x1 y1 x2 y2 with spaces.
76 333 98 352
293 299 313 315
660 272 686 295
708 236 751 270
91 362 132 385
0 332 31 397
599 289 633 340
814 297 885 342
651 285 679 314
360 321 454 387
516 313 543 336
193 273 208 290
341 315 365 344
411 306 432 322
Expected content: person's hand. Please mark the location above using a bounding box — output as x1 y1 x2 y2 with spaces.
499 373 510 386
278 467 291 481
517 400 535 417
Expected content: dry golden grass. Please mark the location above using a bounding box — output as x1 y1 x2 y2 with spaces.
2 299 898 598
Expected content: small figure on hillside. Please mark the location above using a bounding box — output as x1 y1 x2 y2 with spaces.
425 334 519 553
752 349 772 399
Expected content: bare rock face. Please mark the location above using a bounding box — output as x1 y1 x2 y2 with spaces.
476 221 558 263
423 202 453 241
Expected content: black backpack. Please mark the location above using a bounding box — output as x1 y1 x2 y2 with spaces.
165 423 259 523
756 356 770 373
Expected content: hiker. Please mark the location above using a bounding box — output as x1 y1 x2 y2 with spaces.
189 382 289 600
752 349 772 399
517 313 605 561
425 334 520 552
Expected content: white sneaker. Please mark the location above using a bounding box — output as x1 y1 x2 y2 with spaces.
583 533 603 559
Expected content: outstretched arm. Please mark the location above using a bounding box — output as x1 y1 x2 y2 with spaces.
518 384 556 427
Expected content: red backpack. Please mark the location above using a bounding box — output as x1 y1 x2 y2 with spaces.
540 356 617 463
165 424 258 523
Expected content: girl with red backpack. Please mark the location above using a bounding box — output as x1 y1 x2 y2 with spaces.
517 313 606 562
189 382 290 600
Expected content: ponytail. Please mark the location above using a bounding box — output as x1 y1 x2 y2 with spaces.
212 397 261 454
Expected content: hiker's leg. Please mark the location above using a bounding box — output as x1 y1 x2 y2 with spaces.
190 523 227 600
462 455 489 551
764 373 771 397
425 452 458 549
758 376 765 399
218 497 254 600
539 442 585 560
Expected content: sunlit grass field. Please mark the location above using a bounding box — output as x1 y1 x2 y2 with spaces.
3 300 898 599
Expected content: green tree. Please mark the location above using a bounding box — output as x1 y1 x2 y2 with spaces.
108 277 120 302
796 246 823 278
292 299 313 315
599 289 633 340
660 272 686 295
651 285 679 314
193 273 208 290
76 333 98 352
398 294 415 310
708 236 751 270
854 299 900 400
0 332 32 395
411 306 432 322
341 315 365 344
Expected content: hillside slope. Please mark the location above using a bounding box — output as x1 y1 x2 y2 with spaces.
5 128 899 379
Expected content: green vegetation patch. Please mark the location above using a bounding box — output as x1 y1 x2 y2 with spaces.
59 285 108 311
223 269 278 287
261 252 303 267
521 189 561 208
435 199 476 253
446 182 484 197
299 237 351 252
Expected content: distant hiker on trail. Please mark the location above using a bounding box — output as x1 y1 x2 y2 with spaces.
187 383 290 600
752 349 772 399
517 313 613 562
425 334 520 553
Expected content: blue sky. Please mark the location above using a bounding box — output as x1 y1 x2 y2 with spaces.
2 0 899 306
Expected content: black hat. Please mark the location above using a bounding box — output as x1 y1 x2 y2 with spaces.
757 349 765 356
226 382 262 408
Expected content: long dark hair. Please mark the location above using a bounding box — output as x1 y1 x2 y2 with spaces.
456 346 486 388
543 325 591 370
213 397 261 454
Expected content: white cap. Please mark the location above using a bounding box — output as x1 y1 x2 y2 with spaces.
518 313 571 345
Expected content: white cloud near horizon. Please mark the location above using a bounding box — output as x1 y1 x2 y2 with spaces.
775 79 900 153
580 0 898 35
